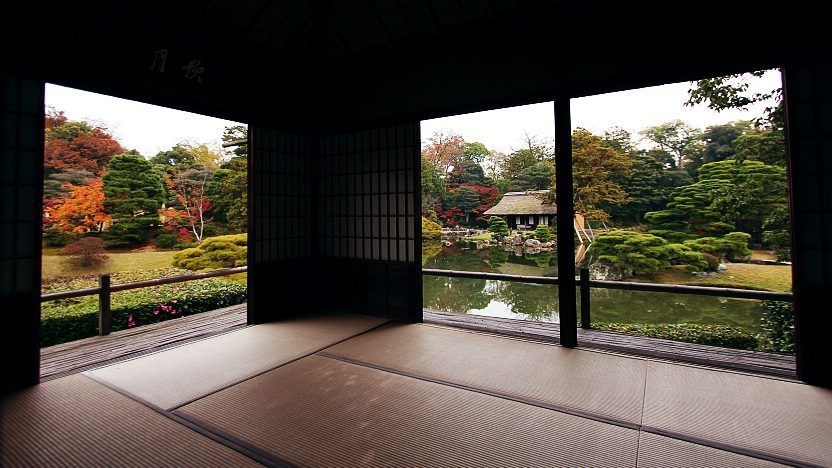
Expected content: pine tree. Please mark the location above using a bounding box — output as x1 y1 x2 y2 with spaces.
102 154 166 246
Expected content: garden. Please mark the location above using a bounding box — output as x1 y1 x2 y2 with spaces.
421 71 794 353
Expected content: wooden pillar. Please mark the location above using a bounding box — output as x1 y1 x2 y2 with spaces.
554 97 577 347
0 75 44 392
783 65 832 387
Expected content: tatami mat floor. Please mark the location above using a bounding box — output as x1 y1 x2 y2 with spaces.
3 314 830 467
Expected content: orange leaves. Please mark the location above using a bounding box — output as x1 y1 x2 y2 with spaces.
46 179 110 233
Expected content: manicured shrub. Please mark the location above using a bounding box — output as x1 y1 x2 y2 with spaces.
593 322 758 350
590 230 706 276
701 252 720 271
172 234 248 270
533 224 551 242
63 237 109 267
422 216 442 240
155 233 178 249
41 278 247 347
683 232 752 262
648 229 696 244
758 301 794 354
487 216 509 240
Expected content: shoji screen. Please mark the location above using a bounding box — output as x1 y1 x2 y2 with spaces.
784 65 832 387
318 124 421 322
0 76 43 391
248 127 315 324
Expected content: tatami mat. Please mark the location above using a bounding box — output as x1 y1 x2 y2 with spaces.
636 432 784 467
0 374 259 467
642 361 832 467
177 354 640 467
86 312 387 409
322 323 648 425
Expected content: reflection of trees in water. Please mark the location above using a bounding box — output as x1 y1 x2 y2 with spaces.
487 248 509 268
525 250 555 268
422 241 763 333
421 241 442 266
422 276 491 312
494 281 558 321
590 288 763 332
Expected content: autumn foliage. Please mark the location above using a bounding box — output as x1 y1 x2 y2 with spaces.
46 180 110 233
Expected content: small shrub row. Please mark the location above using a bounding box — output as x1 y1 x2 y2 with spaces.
41 279 247 347
42 268 194 294
592 322 758 350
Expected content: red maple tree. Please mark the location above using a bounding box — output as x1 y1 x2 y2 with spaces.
46 179 110 233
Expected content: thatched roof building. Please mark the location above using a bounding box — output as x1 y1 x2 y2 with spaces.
484 190 557 216
484 190 584 230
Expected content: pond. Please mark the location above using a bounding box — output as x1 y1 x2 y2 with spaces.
422 240 765 334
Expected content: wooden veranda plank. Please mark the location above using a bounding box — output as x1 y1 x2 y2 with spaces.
40 304 248 380
423 309 796 378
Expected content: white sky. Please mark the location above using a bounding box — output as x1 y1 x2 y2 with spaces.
421 69 782 153
45 83 244 157
45 69 781 158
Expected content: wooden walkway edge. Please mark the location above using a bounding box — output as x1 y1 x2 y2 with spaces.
423 309 796 378
40 304 248 381
40 304 795 382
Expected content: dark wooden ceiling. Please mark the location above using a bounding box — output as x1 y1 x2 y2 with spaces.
2 0 823 134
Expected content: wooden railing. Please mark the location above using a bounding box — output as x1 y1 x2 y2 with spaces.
422 268 794 329
41 266 248 336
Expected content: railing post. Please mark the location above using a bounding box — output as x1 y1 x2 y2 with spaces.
99 274 111 336
580 268 591 329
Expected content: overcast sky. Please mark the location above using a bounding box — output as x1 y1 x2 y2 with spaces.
421 69 782 153
46 69 780 158
45 84 243 157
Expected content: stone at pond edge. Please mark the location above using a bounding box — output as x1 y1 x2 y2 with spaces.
588 263 625 281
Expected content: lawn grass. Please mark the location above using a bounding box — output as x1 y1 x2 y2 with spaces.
654 263 792 292
464 232 493 241
42 251 178 279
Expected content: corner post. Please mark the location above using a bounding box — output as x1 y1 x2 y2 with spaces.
580 268 591 329
555 97 577 347
99 274 111 336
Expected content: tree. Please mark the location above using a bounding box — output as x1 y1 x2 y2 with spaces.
46 179 109 233
533 224 551 242
43 169 95 200
500 133 554 184
640 120 702 170
589 230 707 276
166 165 214 242
733 127 785 166
44 117 123 173
487 216 509 240
206 162 247 232
422 217 442 240
686 70 783 129
762 205 791 261
683 232 752 262
222 125 248 158
609 153 691 224
455 185 480 224
686 121 751 175
462 142 490 164
63 237 109 268
544 129 632 222
102 154 166 246
422 130 464 177
645 159 787 241
151 143 196 167
421 155 446 212
446 160 490 188
507 161 553 192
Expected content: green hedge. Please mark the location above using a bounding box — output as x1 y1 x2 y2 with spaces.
41 279 247 347
593 322 758 350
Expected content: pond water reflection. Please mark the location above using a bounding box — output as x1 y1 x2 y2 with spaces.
422 241 764 334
